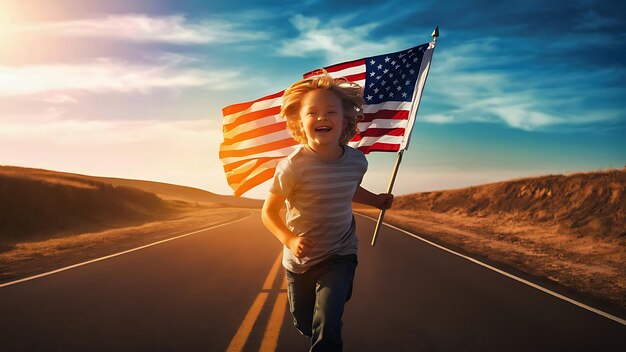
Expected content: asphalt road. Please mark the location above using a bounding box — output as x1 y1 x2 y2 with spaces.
0 210 624 352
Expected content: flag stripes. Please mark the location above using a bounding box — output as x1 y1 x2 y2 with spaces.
218 42 434 196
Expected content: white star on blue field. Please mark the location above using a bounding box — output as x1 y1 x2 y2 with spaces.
0 0 624 198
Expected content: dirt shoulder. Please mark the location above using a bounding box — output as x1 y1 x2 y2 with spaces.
0 207 252 285
356 208 626 314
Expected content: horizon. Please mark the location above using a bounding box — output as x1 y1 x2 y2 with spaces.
1 0 624 200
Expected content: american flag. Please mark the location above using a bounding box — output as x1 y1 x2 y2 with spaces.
219 41 435 196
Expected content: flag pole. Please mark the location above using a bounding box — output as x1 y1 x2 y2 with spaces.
371 26 439 247
370 149 404 246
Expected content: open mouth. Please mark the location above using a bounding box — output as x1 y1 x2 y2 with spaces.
315 126 332 133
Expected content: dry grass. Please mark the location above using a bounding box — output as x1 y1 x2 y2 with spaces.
357 208 626 310
0 207 251 284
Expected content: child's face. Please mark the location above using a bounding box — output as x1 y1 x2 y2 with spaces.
299 89 346 150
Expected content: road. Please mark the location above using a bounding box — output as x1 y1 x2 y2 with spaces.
0 210 624 351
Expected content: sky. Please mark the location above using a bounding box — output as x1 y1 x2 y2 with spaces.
0 0 624 199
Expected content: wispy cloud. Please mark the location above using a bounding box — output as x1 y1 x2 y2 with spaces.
276 15 409 62
16 14 267 44
423 38 624 131
0 57 244 97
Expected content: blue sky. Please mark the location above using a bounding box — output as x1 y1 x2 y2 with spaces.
0 0 624 199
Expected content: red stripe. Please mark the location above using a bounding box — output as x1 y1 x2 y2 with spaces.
350 128 405 142
222 122 287 146
222 90 284 117
361 110 409 123
223 106 281 132
303 59 366 78
234 167 277 197
219 138 297 159
357 143 400 155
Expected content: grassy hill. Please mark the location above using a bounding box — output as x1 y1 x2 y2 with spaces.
0 165 261 242
393 168 625 238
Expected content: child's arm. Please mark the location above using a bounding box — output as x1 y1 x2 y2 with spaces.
262 192 316 259
353 186 394 210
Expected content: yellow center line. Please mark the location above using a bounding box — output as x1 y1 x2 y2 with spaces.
262 252 283 290
226 252 283 352
259 274 289 352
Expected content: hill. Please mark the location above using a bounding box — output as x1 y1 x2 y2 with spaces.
393 168 625 238
0 165 261 243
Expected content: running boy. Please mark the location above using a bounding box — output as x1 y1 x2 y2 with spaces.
261 73 394 351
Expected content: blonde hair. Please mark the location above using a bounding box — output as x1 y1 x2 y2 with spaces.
280 74 364 145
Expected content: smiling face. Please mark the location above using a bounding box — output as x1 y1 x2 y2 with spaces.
299 89 346 151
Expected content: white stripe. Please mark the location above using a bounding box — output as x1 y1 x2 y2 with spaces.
354 213 626 327
351 134 403 147
328 64 365 78
357 119 408 130
363 101 412 113
220 146 298 166
223 115 283 140
219 130 292 152
0 215 252 288
223 96 283 125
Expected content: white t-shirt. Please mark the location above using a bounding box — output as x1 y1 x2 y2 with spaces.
269 144 368 273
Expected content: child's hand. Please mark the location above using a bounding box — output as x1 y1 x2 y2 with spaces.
286 236 317 259
376 193 394 210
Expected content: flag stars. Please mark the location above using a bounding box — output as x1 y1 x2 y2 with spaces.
389 92 394 97
391 60 396 65
385 86 391 91
410 69 415 74
402 92 408 98
370 59 376 65
413 57 418 62
385 56 390 62
374 88 379 93
376 75 381 80
395 65 400 69
381 80 386 85
379 94 384 99
377 64 383 70
370 71 376 77
383 68 388 74
366 95 373 101
389 73 394 78
405 80 411 85
397 86 402 91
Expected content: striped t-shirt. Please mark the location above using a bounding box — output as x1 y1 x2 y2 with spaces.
269 144 368 273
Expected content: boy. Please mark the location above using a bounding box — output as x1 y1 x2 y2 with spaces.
261 73 393 351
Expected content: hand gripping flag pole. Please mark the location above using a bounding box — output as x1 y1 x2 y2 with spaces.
370 26 439 246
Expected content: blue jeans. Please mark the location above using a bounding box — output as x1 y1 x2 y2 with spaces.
285 254 358 352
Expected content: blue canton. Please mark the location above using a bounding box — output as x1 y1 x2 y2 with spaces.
364 43 428 104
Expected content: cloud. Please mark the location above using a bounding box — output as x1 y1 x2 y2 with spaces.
276 15 409 63
0 57 245 97
17 14 267 44
37 94 79 104
424 38 624 131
